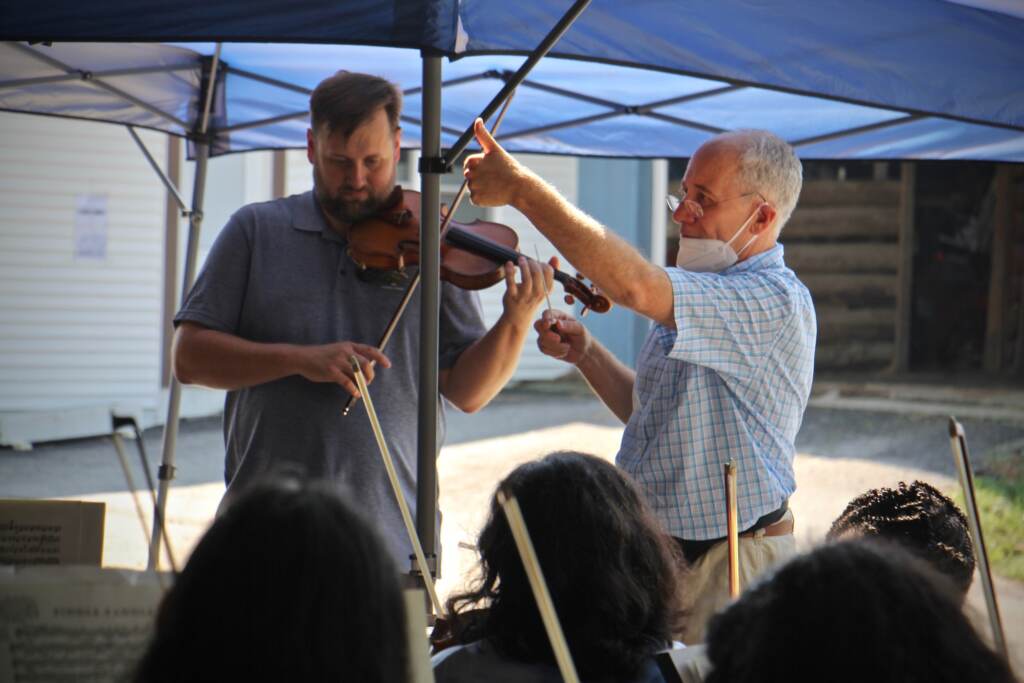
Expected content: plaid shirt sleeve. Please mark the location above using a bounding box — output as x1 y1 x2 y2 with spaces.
664 266 798 380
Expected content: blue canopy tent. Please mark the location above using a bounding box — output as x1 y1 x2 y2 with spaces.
2 0 1022 577
3 0 1023 160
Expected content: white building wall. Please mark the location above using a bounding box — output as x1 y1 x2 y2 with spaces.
0 113 275 447
0 114 168 446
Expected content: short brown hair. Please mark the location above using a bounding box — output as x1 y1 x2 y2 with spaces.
309 71 402 138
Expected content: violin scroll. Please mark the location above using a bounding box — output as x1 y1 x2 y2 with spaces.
555 270 610 316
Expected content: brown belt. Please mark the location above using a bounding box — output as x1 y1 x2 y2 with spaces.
740 515 794 539
674 503 793 565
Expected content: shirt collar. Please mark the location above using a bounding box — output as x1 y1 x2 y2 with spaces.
292 191 344 242
723 243 785 274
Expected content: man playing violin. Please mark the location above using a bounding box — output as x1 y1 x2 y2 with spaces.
464 123 816 643
172 71 553 567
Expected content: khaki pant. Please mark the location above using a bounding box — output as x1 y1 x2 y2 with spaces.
679 510 796 644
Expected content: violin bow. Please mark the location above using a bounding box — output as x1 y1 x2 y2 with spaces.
340 92 516 418
350 356 445 619
724 461 740 599
948 417 1008 660
496 488 581 683
535 244 555 312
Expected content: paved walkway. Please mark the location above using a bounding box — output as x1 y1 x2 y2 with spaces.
2 381 1021 673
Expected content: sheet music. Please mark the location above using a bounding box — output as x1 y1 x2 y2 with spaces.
0 566 165 682
0 500 105 566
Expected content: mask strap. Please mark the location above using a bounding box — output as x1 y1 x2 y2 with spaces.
726 204 763 254
735 233 759 257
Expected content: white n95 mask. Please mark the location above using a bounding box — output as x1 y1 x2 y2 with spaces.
676 207 760 273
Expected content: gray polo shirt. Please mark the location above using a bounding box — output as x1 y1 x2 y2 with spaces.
174 191 487 566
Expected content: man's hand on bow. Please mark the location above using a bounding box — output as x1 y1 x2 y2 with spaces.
535 309 590 366
297 341 391 398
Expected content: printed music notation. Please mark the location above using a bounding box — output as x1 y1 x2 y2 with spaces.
0 566 166 683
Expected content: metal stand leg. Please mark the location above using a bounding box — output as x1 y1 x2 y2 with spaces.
147 140 210 570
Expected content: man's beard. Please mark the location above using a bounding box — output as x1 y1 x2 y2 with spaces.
313 165 395 225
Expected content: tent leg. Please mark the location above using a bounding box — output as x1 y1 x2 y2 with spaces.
415 52 443 592
147 140 210 570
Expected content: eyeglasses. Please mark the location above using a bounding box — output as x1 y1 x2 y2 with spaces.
665 190 767 219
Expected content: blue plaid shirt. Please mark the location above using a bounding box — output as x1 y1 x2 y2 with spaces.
617 244 816 541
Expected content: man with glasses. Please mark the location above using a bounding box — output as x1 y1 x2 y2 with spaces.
464 125 816 643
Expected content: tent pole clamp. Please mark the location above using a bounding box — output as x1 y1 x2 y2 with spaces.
418 156 453 175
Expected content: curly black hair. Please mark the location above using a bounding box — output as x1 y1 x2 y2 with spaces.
705 540 1015 683
827 480 975 597
446 451 685 680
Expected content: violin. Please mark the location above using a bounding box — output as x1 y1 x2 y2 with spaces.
347 186 611 315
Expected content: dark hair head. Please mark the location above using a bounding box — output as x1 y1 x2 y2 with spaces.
447 451 684 680
134 479 407 683
827 480 975 596
705 540 1014 683
310 71 402 139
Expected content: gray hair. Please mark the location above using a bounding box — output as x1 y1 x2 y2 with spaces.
717 130 803 233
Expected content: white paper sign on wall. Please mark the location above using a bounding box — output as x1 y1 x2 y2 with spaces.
74 194 108 260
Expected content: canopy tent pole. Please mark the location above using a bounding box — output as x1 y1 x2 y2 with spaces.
147 141 208 570
127 126 189 213
0 62 195 91
148 45 222 570
415 50 443 583
413 0 593 599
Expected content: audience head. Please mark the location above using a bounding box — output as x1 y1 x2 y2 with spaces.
134 479 407 683
705 540 1014 683
447 451 684 680
827 480 975 598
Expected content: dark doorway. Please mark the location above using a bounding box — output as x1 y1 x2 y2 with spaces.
910 162 996 372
